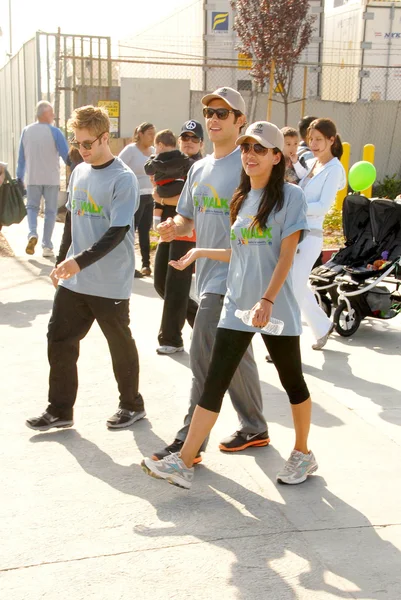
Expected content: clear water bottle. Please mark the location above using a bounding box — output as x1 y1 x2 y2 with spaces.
235 309 284 335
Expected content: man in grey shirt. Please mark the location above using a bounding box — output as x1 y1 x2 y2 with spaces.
17 101 69 257
151 87 269 463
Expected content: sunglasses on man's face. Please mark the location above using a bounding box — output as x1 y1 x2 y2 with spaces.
181 133 200 142
202 107 235 120
70 132 106 150
240 142 270 156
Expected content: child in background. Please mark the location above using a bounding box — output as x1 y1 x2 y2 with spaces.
281 127 308 184
144 130 190 230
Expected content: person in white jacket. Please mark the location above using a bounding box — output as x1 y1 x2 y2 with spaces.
293 118 346 350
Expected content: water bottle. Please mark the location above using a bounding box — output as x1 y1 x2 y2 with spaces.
235 309 284 335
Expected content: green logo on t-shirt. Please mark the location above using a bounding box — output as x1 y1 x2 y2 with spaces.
72 188 105 218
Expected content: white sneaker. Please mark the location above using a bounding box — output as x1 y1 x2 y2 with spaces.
141 452 194 490
42 247 54 258
312 323 334 350
156 345 184 355
277 449 318 485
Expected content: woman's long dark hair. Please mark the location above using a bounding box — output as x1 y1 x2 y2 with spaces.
230 149 286 229
307 118 343 159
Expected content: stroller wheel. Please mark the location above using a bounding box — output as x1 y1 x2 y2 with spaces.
333 301 361 337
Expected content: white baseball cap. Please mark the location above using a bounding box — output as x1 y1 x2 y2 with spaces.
236 121 284 152
201 87 246 114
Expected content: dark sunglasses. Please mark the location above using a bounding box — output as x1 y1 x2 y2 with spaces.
181 133 200 142
70 132 106 150
240 142 270 156
202 107 235 120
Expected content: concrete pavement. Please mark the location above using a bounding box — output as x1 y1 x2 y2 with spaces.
0 216 401 600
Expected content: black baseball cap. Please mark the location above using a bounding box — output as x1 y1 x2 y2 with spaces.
180 120 204 140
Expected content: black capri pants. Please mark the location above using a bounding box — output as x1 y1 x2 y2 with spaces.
199 327 310 413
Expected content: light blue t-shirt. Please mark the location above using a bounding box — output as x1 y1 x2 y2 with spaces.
177 148 242 297
219 184 309 336
60 157 139 300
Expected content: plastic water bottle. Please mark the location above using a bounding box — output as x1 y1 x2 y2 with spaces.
235 310 284 335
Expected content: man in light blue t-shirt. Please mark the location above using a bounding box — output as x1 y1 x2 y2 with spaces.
26 105 145 433
150 87 270 463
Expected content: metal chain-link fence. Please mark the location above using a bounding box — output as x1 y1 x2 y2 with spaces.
1 31 401 181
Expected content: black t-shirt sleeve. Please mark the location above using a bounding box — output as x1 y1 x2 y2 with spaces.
56 210 72 266
74 225 130 270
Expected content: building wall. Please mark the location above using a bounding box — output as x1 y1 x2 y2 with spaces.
118 3 204 90
120 78 191 138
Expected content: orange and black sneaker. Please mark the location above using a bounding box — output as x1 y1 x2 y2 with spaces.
152 439 202 465
219 431 270 452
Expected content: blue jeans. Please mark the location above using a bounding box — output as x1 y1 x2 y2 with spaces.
26 185 59 249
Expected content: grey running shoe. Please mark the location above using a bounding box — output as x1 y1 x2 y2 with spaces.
26 411 73 431
277 449 318 485
141 452 194 490
152 439 202 464
106 409 146 429
156 345 184 355
312 323 334 350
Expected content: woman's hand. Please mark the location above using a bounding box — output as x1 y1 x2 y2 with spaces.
169 248 200 271
251 300 272 328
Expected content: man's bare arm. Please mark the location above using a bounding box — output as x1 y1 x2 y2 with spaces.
158 215 194 242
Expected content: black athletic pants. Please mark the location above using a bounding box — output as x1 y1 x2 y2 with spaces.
135 194 153 269
199 328 310 413
46 286 143 419
154 237 198 347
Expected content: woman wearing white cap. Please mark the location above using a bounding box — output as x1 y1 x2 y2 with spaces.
142 121 318 489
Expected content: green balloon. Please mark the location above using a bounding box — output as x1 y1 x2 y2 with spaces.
348 161 376 192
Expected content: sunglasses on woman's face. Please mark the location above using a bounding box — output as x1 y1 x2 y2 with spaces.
181 133 200 142
202 107 235 120
240 142 270 156
70 132 106 150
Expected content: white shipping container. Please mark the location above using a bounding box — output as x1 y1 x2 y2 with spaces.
322 0 401 101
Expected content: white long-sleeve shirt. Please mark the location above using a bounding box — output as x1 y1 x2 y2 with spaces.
299 157 346 231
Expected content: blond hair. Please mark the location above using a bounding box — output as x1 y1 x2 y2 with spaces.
68 105 110 136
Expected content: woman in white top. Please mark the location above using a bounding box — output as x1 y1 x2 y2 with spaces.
119 122 156 277
293 118 346 350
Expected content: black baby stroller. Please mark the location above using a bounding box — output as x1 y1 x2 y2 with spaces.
309 193 374 317
333 199 401 336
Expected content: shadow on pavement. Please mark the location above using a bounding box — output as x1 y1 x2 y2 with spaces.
0 299 53 328
29 421 400 599
259 377 345 430
28 258 55 276
303 349 401 426
330 320 401 356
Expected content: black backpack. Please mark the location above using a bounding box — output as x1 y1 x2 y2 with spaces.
0 170 27 226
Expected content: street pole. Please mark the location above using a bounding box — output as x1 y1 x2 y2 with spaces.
9 0 12 55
